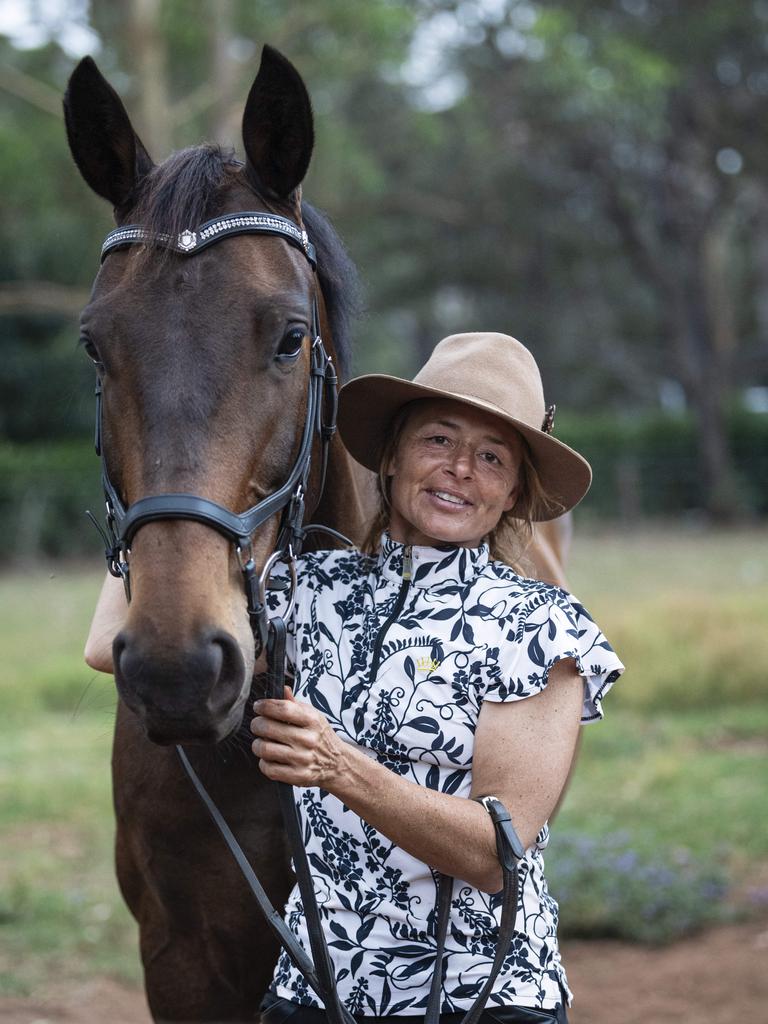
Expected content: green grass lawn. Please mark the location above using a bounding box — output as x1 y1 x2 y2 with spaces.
1 526 767 991
0 570 140 994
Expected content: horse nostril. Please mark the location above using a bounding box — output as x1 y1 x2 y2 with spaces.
205 631 247 715
113 632 126 670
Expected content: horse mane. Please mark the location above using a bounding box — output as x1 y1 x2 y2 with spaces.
129 144 361 379
300 200 361 381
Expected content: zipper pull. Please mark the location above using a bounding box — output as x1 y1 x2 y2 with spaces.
402 546 412 581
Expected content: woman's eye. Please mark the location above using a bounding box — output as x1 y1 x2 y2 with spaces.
276 328 306 361
428 434 449 445
481 451 501 465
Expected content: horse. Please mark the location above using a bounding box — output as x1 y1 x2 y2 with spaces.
64 46 571 1022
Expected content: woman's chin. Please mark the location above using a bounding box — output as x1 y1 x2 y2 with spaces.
405 517 485 549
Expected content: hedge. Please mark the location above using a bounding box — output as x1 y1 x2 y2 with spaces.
0 442 103 562
555 408 768 519
1 409 766 562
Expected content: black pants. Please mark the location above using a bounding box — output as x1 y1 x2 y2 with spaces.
260 993 569 1024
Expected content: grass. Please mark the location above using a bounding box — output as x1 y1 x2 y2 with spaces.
1 525 767 990
550 525 768 938
0 568 140 994
563 525 768 864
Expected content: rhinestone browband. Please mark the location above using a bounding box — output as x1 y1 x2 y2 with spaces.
100 211 316 267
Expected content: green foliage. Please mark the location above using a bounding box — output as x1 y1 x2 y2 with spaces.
1 324 93 442
2 1 766 520
558 409 768 518
595 590 768 711
0 568 138 993
0 442 102 561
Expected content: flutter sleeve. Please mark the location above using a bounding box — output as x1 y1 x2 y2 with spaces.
484 586 625 723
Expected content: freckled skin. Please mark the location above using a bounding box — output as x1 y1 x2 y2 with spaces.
386 398 523 549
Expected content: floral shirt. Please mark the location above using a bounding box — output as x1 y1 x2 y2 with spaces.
267 535 624 1015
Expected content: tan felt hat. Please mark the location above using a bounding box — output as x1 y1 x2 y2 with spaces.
337 332 592 520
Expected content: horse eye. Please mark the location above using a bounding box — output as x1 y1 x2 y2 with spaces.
276 328 306 362
80 336 103 367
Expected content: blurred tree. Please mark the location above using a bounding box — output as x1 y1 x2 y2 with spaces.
516 0 768 517
395 0 768 516
1 0 766 520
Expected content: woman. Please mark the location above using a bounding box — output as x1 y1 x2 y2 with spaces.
250 332 624 1023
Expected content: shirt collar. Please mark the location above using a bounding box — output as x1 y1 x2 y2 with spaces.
377 532 489 589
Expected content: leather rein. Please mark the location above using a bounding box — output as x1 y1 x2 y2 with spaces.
89 211 523 1024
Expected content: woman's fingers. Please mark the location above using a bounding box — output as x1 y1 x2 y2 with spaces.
252 696 312 724
253 737 312 764
250 691 345 788
250 695 323 762
251 709 306 737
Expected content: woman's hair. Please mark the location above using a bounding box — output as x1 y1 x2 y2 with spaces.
361 401 565 576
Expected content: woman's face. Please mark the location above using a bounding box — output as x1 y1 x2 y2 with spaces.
386 398 523 549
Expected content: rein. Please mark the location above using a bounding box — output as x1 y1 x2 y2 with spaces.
88 211 522 1024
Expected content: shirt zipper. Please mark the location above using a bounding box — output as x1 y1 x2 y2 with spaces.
368 546 412 685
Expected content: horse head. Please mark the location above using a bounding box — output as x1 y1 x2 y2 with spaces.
65 47 361 746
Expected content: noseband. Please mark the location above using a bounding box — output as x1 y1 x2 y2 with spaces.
89 211 340 641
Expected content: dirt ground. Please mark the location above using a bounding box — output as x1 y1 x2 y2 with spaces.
1 919 766 1024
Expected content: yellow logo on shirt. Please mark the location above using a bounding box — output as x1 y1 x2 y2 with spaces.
417 657 441 673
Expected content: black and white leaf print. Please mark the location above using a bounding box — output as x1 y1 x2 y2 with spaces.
269 534 623 1015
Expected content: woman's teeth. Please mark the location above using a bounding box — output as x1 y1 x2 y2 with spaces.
431 490 469 506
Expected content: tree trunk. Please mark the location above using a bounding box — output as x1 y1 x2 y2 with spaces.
207 0 239 146
673 272 740 521
127 0 170 156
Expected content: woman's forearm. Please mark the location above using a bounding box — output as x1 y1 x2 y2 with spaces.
251 693 506 892
252 665 584 892
84 572 128 673
327 741 503 892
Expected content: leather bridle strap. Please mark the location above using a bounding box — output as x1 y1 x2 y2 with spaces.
175 746 322 992
265 618 357 1024
176 611 358 1024
425 798 524 1024
89 211 334 636
101 211 317 266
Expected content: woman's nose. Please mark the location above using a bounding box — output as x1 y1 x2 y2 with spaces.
445 446 473 477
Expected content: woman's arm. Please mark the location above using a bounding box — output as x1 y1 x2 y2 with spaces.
251 658 583 893
84 572 128 673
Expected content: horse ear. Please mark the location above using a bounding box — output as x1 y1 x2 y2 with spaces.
63 56 154 209
242 45 314 200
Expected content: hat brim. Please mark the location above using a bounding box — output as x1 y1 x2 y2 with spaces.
337 374 592 521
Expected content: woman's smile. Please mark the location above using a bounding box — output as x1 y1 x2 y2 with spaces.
426 487 473 508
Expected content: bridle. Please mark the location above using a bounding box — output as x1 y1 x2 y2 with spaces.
89 210 341 645
87 210 522 1024
89 207 363 1024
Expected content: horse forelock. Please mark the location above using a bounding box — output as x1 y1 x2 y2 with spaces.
130 144 237 258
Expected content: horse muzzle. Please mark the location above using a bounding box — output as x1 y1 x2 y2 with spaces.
113 626 249 744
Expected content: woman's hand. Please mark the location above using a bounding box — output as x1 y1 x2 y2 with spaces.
250 688 349 787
